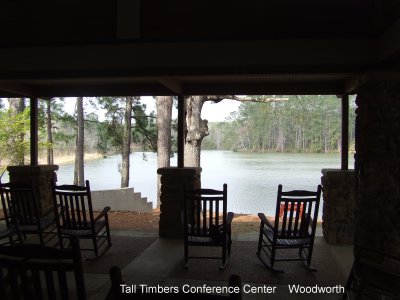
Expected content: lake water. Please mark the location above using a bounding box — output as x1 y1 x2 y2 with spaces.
53 151 354 216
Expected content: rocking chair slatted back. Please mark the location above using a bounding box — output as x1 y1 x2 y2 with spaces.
1 181 57 246
183 184 234 269
274 185 321 240
185 189 226 237
52 180 112 258
54 184 94 231
0 236 86 300
256 184 321 272
0 183 40 227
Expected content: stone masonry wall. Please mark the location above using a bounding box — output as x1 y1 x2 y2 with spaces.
355 81 400 258
321 169 356 245
157 167 201 238
7 165 58 215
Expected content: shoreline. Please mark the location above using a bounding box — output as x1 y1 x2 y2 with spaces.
38 153 104 166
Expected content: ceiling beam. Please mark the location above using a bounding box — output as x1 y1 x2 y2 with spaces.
344 70 400 93
0 38 376 81
3 79 349 98
182 81 345 95
32 83 174 97
0 82 34 97
343 75 362 94
157 77 183 94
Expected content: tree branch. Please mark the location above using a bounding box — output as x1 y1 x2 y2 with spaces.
132 116 157 150
130 114 156 120
205 95 288 103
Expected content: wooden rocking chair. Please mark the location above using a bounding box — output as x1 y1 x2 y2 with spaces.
52 180 112 259
0 181 57 246
183 183 234 269
0 236 86 300
0 185 22 246
256 184 321 272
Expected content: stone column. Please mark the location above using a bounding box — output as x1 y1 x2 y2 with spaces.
7 165 59 215
355 80 400 257
321 169 356 245
351 79 400 297
157 167 201 238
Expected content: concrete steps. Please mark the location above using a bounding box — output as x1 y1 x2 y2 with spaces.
91 187 152 213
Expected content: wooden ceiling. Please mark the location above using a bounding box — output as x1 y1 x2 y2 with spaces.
0 0 399 97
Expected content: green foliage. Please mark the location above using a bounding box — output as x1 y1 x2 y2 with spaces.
38 98 77 152
132 99 157 151
0 108 30 176
203 95 356 153
97 97 157 153
96 97 125 153
95 122 112 156
0 97 160 174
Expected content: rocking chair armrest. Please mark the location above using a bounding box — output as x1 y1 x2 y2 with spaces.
258 213 274 230
95 206 111 221
226 212 234 225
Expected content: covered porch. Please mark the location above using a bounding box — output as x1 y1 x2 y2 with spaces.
1 0 400 298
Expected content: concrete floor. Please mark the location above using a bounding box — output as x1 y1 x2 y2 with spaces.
1 221 353 299
87 225 354 300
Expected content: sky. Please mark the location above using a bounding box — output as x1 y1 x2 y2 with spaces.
62 96 241 122
139 97 241 122
2 96 241 122
201 99 241 122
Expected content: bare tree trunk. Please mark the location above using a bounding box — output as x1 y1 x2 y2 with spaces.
8 98 26 114
74 97 85 186
156 96 173 208
121 96 133 188
47 99 54 165
184 96 209 167
8 98 26 165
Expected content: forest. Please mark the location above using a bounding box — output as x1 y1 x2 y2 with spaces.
202 95 356 153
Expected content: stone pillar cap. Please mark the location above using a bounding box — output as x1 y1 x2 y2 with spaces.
157 167 201 175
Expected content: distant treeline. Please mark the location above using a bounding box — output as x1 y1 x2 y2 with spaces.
202 95 356 153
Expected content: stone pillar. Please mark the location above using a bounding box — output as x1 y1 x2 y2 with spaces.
355 80 400 258
157 167 201 238
7 165 59 215
321 169 356 245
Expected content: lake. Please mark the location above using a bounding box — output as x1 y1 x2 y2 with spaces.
54 151 354 216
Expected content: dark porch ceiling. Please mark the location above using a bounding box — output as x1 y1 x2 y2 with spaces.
0 0 399 97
